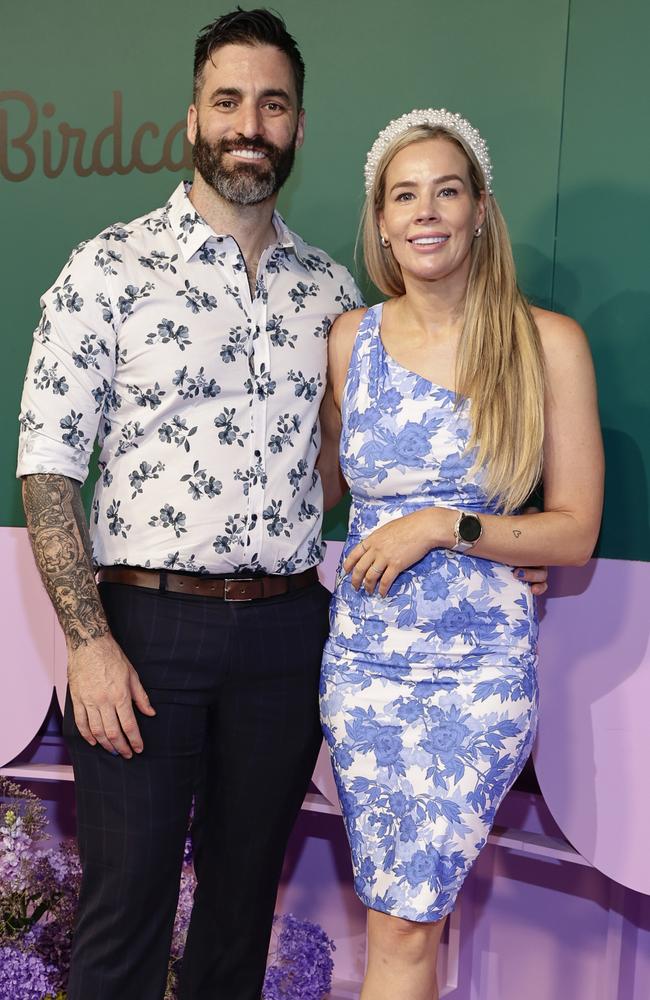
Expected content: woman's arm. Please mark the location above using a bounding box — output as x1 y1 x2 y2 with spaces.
346 311 604 596
316 307 367 510
316 384 347 511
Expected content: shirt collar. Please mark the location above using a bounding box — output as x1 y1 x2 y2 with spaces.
165 181 308 266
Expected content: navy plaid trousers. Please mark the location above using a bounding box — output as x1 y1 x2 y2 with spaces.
63 579 330 1000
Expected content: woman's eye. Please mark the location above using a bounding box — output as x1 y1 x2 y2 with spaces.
439 187 458 198
395 192 414 201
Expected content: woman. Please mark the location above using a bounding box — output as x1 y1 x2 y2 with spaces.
318 109 603 1000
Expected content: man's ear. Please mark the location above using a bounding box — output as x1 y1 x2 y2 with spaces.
187 104 198 146
295 108 305 151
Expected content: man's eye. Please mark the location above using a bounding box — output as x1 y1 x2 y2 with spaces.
265 103 285 113
216 100 236 110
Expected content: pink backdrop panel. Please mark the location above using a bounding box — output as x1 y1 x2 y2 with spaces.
534 558 650 893
0 527 55 765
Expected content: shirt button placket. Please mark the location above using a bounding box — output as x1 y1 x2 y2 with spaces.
247 265 270 567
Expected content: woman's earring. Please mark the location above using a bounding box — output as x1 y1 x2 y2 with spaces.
474 226 483 238
380 235 391 248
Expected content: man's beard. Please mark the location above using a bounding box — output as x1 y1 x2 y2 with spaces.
192 123 298 206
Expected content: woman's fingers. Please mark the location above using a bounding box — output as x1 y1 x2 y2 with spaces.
349 549 378 590
363 557 388 595
345 535 402 594
378 564 400 598
343 539 369 574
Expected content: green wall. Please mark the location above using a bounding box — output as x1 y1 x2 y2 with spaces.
2 0 648 559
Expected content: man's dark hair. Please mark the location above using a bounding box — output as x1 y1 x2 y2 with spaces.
193 8 305 107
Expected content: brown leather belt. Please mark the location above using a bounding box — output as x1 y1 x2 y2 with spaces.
96 565 320 602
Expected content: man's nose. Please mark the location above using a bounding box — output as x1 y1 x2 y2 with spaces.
236 102 264 138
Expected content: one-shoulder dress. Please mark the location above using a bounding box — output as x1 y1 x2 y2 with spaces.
320 303 538 922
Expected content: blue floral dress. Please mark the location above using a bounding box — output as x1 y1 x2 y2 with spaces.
320 303 538 922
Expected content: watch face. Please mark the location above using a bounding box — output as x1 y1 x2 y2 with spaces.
460 514 482 543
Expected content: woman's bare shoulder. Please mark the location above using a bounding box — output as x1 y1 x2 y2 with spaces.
330 306 368 343
531 305 590 360
531 305 585 341
531 305 595 390
328 306 368 373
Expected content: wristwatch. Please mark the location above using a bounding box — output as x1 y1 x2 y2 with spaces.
452 511 482 552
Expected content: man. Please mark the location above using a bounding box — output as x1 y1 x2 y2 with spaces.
17 11 361 999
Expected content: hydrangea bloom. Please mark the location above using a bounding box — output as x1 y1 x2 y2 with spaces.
263 913 335 1000
0 780 335 1000
0 946 57 1000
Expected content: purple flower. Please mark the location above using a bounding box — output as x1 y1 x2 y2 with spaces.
263 914 335 1000
0 947 57 1000
170 865 196 962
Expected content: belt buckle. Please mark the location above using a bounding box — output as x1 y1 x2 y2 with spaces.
224 577 256 602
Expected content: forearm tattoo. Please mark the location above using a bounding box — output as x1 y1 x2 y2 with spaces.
22 474 109 649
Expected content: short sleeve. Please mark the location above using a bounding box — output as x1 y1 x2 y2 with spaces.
337 267 366 313
17 239 118 483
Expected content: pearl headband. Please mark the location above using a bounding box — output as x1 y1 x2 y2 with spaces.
364 108 493 195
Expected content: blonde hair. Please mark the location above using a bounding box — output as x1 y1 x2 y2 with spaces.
361 125 545 514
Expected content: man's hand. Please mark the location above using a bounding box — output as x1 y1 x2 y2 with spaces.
22 475 157 758
512 566 548 596
68 634 156 758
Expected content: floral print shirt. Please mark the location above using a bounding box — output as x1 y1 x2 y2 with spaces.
17 182 362 574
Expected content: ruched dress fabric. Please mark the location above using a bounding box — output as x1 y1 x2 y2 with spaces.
320 303 539 922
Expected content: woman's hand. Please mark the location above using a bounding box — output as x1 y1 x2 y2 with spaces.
344 509 443 597
344 507 552 598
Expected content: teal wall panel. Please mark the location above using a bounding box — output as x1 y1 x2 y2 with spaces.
551 0 650 560
6 1 644 560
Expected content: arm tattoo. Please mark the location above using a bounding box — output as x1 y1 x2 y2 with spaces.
512 529 522 538
22 474 109 650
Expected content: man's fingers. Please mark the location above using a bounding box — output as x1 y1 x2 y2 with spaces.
99 706 133 759
73 702 96 746
116 700 144 754
513 566 549 583
86 706 120 756
130 670 156 717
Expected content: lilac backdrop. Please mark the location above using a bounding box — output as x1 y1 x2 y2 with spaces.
2 529 650 996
